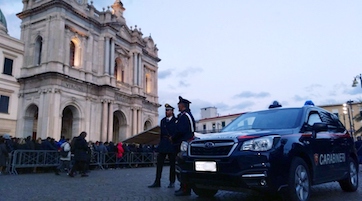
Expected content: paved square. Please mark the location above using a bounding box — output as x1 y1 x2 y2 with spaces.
0 167 361 201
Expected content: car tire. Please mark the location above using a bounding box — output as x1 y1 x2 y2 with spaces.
192 186 218 197
285 157 311 201
338 157 358 192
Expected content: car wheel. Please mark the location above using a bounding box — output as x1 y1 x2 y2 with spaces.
285 158 311 201
192 186 218 197
338 157 358 192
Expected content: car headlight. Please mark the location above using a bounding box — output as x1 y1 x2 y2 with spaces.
241 135 280 151
180 141 188 152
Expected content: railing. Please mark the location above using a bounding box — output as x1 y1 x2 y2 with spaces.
100 152 156 169
6 150 157 175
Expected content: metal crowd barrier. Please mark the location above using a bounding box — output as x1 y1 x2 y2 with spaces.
9 150 59 175
5 150 157 175
99 152 157 169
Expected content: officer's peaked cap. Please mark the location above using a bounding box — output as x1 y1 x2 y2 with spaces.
178 96 191 105
165 103 174 110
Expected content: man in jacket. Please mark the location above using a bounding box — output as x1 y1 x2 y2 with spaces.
148 103 178 188
68 131 89 177
173 96 195 196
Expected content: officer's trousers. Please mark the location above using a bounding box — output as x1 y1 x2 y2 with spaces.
155 152 176 183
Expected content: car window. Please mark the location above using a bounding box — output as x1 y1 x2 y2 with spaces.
307 113 322 126
222 108 302 132
320 111 345 132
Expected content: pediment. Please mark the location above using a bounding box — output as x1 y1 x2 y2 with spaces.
115 45 129 57
119 26 131 41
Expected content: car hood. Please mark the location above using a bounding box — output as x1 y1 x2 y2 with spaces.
195 129 295 141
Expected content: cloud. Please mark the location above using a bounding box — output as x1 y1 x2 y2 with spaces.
305 84 323 92
318 99 339 106
179 67 203 77
292 95 310 102
343 87 362 95
234 91 270 99
0 2 23 16
178 80 190 87
232 101 255 110
158 69 172 79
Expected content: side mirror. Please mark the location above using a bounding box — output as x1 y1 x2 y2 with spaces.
312 122 328 138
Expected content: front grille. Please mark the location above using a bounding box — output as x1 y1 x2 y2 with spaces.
189 140 237 157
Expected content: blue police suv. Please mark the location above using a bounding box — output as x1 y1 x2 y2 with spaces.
176 103 359 201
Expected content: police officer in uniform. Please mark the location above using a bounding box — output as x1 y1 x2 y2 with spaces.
148 104 178 188
173 96 196 196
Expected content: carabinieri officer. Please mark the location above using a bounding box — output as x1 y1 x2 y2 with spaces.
172 96 196 196
148 103 178 188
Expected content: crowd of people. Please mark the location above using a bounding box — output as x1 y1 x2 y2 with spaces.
0 133 157 175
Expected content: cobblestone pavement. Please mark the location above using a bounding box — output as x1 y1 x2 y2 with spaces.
0 166 361 201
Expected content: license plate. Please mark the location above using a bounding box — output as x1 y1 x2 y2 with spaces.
195 161 216 172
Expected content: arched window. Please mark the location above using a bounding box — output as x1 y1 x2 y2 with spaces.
69 41 75 67
34 36 42 65
115 57 125 82
145 73 151 93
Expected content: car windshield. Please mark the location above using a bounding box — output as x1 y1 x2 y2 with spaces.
222 108 303 132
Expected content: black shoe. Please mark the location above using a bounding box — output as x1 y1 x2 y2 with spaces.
174 188 191 196
167 182 175 188
68 173 74 177
148 182 161 188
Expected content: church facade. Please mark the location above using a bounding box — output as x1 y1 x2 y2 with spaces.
0 10 24 137
16 0 160 142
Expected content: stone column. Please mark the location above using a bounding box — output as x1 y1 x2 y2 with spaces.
110 38 115 76
37 89 45 139
107 102 113 142
138 109 142 132
64 30 71 67
49 89 61 139
102 100 108 142
138 54 142 87
133 53 137 85
104 37 110 75
132 108 137 135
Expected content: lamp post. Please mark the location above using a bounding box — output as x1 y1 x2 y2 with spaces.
346 100 354 136
342 103 347 126
352 74 362 88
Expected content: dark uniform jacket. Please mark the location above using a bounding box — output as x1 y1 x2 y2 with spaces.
73 136 89 162
172 110 196 152
157 116 177 153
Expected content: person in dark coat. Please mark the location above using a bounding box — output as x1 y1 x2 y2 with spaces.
355 136 362 165
0 137 9 175
42 137 57 150
148 103 178 188
173 96 196 196
68 131 89 177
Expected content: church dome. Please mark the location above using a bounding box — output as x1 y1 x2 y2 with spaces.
0 9 8 34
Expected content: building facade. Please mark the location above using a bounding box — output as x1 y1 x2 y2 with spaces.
319 102 362 138
0 9 25 137
15 0 160 142
196 107 244 133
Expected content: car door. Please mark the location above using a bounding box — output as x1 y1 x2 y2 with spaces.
319 111 349 179
303 111 334 183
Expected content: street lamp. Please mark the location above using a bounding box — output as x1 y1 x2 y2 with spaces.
346 100 355 136
342 103 347 126
352 74 362 88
